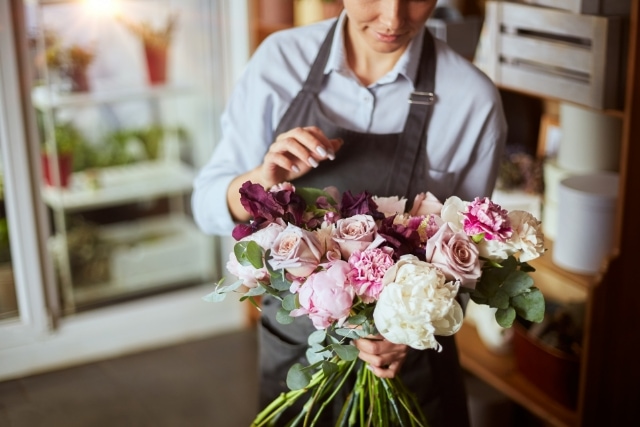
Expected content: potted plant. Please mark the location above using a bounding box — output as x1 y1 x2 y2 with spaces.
41 122 85 188
44 30 96 92
118 13 178 85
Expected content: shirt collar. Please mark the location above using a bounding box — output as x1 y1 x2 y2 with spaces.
325 12 425 89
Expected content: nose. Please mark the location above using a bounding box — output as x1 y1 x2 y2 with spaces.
379 0 404 31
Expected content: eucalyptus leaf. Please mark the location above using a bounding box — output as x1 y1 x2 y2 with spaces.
286 363 312 390
332 344 359 361
502 270 534 297
322 360 339 376
216 279 244 294
335 328 365 339
347 314 367 326
276 308 294 325
306 347 327 365
201 290 226 302
266 264 291 292
244 285 266 297
282 293 297 311
512 288 545 323
495 306 516 328
234 241 264 269
488 290 510 310
308 330 327 345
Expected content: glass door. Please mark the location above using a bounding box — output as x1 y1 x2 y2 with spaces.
0 0 249 379
26 0 229 314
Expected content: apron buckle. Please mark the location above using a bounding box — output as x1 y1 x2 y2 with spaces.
409 91 436 105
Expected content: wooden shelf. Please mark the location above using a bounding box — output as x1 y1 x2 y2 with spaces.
457 323 578 427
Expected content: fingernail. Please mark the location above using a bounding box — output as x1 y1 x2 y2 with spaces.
327 150 335 160
292 165 300 173
316 146 327 157
308 157 319 168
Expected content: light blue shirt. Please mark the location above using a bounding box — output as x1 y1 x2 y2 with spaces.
192 13 507 236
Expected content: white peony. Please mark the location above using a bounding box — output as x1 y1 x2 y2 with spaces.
440 196 467 232
373 255 463 351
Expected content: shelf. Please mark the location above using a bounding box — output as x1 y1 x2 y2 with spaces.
457 323 578 427
67 216 214 306
31 84 194 110
41 161 196 212
529 241 598 295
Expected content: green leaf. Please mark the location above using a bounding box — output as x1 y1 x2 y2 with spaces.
275 308 294 325
335 328 363 339
234 241 264 269
322 360 339 376
201 290 226 302
306 346 329 364
286 363 312 390
244 285 266 297
488 290 510 310
512 288 545 323
346 313 367 326
332 344 359 361
265 259 291 291
296 186 337 206
308 330 327 345
502 270 534 297
495 306 516 328
282 293 297 311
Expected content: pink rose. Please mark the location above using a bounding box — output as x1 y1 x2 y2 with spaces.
225 253 268 289
425 223 481 289
332 214 385 259
463 197 512 242
226 222 286 288
290 260 355 329
409 192 443 217
268 223 322 277
348 248 395 303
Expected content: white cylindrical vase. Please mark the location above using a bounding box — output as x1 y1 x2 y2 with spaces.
557 103 622 173
553 173 619 274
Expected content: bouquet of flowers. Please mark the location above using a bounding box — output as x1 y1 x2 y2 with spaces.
204 181 546 426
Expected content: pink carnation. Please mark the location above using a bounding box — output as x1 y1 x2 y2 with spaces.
463 197 512 242
348 248 395 303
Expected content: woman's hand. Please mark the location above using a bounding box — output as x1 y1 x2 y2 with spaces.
354 335 409 378
260 126 342 188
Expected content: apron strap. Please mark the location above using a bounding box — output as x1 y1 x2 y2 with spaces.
385 30 437 198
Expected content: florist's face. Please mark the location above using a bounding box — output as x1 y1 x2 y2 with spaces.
343 0 437 55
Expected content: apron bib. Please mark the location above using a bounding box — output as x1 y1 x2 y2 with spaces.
259 20 470 427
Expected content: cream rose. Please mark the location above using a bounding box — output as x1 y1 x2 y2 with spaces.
409 192 444 217
332 214 385 259
425 223 481 289
372 196 407 217
373 255 463 351
269 223 323 278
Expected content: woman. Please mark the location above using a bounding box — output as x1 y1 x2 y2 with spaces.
192 1 507 425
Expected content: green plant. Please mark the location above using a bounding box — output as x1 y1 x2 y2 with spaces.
118 13 178 48
0 217 11 264
44 29 95 72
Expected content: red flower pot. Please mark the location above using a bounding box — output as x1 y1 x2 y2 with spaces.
42 153 73 188
144 43 168 85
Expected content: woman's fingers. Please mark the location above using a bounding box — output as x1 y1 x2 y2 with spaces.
354 336 408 379
261 127 343 186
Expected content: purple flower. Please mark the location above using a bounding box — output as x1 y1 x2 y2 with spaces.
239 181 283 222
340 191 384 220
378 216 424 260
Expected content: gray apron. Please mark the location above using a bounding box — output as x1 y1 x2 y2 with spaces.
259 20 470 427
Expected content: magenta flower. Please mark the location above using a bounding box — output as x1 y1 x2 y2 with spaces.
348 248 395 303
463 197 512 242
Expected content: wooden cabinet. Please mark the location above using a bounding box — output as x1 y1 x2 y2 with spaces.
249 0 640 424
